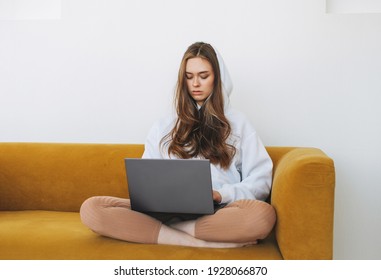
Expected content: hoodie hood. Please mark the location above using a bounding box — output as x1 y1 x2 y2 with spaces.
215 47 233 110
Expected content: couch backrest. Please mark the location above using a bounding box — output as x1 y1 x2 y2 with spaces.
0 143 292 212
0 143 144 212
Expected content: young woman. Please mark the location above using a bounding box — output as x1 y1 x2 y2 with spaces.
80 42 276 248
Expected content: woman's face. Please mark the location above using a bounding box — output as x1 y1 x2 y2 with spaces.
185 57 215 106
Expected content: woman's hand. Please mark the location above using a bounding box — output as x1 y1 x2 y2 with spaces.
212 190 222 204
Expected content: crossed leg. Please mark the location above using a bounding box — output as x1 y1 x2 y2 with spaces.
80 196 276 248
169 199 276 243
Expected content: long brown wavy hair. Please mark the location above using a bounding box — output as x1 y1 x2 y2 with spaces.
161 42 236 169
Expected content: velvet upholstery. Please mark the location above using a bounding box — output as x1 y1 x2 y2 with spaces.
0 143 335 260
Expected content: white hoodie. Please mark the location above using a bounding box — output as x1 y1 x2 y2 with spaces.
142 47 273 204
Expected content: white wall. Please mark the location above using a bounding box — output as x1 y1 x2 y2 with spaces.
0 0 380 259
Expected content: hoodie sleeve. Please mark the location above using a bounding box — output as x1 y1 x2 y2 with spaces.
142 116 175 159
217 131 273 204
142 120 164 159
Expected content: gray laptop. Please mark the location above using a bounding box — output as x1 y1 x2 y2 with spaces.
125 158 225 222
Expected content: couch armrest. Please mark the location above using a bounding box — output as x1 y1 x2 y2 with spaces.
271 148 335 259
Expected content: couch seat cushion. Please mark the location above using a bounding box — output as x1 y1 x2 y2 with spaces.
0 211 282 260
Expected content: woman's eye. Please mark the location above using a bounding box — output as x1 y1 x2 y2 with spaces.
200 75 209 79
186 75 193 79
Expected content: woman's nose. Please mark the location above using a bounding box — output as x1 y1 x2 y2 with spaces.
193 77 200 86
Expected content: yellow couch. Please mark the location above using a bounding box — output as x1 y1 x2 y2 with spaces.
0 143 335 260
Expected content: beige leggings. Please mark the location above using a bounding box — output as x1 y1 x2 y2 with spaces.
80 196 276 244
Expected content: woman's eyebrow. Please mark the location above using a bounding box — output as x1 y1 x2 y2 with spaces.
185 71 210 75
